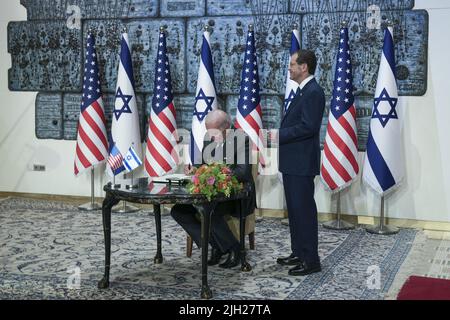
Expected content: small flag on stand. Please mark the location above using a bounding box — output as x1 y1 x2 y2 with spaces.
107 142 125 176
123 146 142 172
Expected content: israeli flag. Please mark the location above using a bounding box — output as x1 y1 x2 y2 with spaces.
284 28 301 113
190 27 218 165
110 33 142 175
363 27 404 195
123 145 142 172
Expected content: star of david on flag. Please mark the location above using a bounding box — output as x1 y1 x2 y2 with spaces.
123 145 142 172
190 27 218 165
110 32 142 177
363 26 404 195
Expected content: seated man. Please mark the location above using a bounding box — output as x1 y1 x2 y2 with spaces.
171 109 256 268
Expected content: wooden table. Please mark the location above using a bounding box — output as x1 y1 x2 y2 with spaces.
97 181 252 299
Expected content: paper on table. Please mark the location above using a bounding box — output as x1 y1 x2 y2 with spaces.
151 173 191 183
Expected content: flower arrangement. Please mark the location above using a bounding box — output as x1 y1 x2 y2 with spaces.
187 162 243 201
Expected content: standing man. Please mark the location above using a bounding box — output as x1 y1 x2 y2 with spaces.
274 49 325 276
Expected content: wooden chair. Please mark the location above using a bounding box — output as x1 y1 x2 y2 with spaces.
186 164 258 257
186 212 256 257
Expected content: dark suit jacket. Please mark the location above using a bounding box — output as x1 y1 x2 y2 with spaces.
279 78 325 176
201 135 256 218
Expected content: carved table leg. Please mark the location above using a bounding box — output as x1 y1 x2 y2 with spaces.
153 204 163 264
240 199 252 272
197 203 216 299
98 192 119 289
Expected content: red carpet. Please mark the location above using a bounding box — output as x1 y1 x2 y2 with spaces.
397 275 450 300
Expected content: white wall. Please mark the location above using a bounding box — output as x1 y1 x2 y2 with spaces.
0 3 108 197
1 1 450 222
262 0 450 223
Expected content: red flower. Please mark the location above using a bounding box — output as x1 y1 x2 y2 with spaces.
191 175 199 185
207 176 215 185
221 167 232 174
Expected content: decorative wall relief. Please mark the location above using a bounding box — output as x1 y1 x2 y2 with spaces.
8 0 428 151
186 15 301 95
83 19 186 93
21 0 158 20
8 21 82 91
301 10 428 96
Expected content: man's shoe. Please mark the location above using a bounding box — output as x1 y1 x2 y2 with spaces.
277 254 303 266
208 247 225 266
219 249 241 269
288 262 321 276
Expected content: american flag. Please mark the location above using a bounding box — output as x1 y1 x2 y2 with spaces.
234 26 265 167
320 26 359 191
148 182 169 195
107 142 125 175
74 33 108 176
144 28 179 178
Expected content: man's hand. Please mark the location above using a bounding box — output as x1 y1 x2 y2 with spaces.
268 130 279 143
184 164 196 175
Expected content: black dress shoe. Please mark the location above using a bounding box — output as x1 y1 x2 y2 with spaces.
288 262 322 276
219 249 241 269
277 254 303 266
208 247 225 266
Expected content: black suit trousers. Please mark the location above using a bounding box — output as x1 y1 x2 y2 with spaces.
282 174 320 266
171 202 239 253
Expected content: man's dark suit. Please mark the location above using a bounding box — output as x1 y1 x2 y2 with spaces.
171 136 256 254
279 78 325 267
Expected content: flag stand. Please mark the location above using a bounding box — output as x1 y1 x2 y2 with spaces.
126 171 138 190
78 167 102 211
112 173 140 213
365 195 398 235
112 174 121 189
323 190 355 230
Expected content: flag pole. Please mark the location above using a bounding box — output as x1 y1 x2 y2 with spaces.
112 172 140 213
364 20 398 236
323 190 355 230
126 170 138 189
78 167 102 211
366 195 398 235
281 24 301 228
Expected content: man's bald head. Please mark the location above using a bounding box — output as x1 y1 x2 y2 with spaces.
205 109 231 142
205 109 231 131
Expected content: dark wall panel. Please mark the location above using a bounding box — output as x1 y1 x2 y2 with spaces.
8 21 82 91
8 0 428 151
